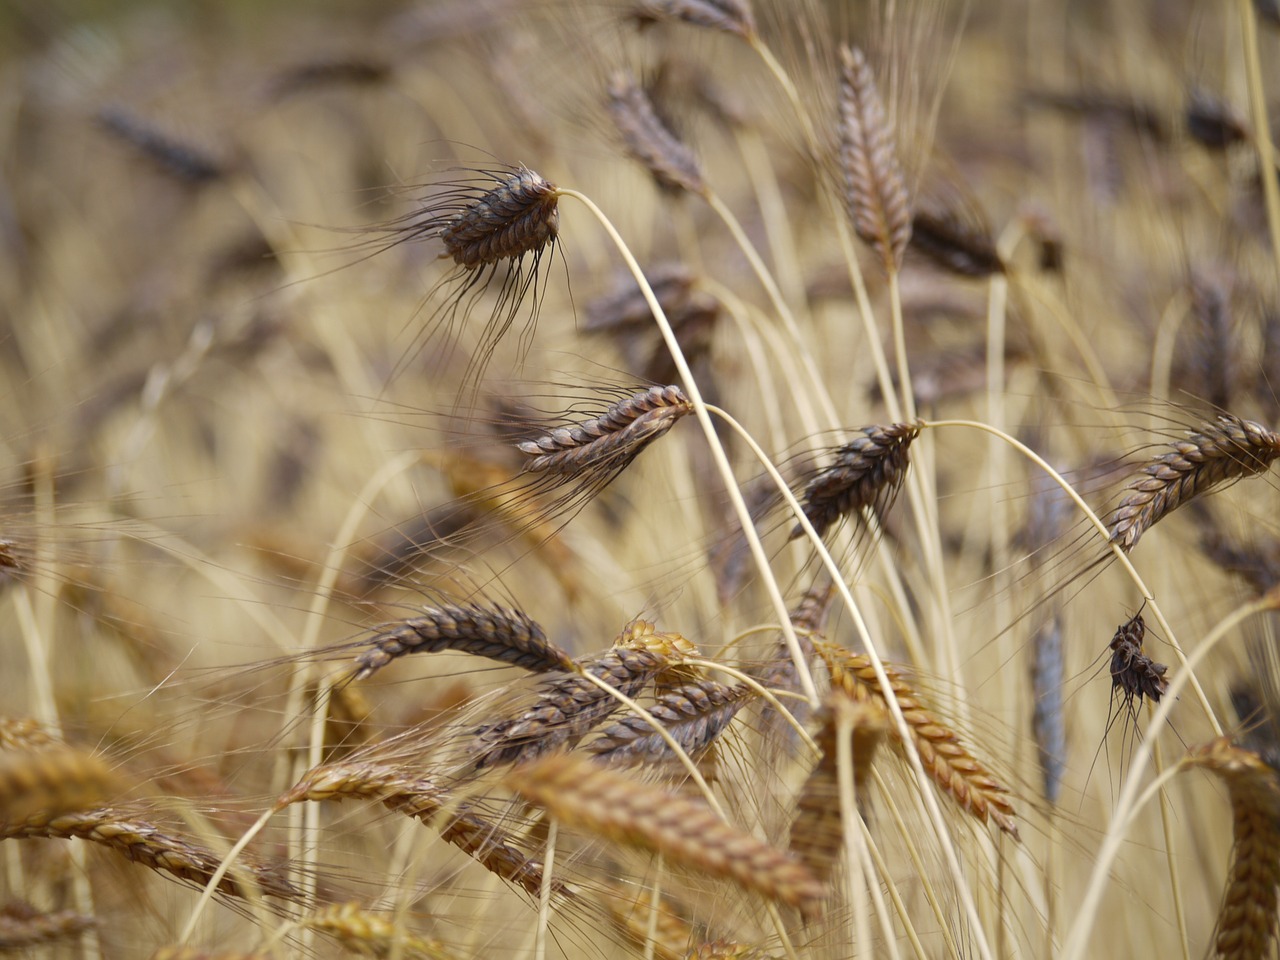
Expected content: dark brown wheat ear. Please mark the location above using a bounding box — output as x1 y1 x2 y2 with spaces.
1182 739 1280 960
1107 414 1280 552
607 71 706 196
351 602 574 680
791 422 921 540
838 45 912 271
516 385 694 478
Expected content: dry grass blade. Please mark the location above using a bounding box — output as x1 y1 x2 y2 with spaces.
469 646 668 770
0 901 95 949
607 71 706 195
791 422 921 540
506 753 828 920
838 45 912 270
788 694 885 884
816 641 1019 838
302 901 454 959
1107 415 1280 552
353 603 573 680
2 808 299 900
630 0 756 38
587 679 752 769
1182 739 1280 960
0 747 125 828
517 385 694 477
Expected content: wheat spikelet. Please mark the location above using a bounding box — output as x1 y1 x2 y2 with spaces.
302 901 454 959
587 679 752 769
909 207 1004 277
278 763 562 898
615 619 702 692
0 747 124 828
788 694 885 884
0 718 58 752
0 901 95 949
505 753 828 920
1108 415 1280 552
353 603 573 680
607 71 706 195
1108 613 1169 707
469 646 668 770
1182 739 1280 960
600 883 694 960
791 422 921 540
436 167 560 268
815 641 1019 837
630 0 756 38
517 385 694 477
838 45 912 270
2 809 299 900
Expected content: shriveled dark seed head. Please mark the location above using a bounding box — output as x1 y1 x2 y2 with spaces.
439 167 560 268
607 72 705 195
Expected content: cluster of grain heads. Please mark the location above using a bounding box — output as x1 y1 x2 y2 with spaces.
791 422 921 539
504 752 829 921
0 901 95 950
815 641 1019 837
1107 415 1280 553
1181 739 1280 960
837 45 912 271
352 602 573 680
516 385 695 478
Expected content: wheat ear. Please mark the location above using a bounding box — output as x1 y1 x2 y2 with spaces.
816 641 1019 837
505 753 827 920
629 0 756 38
301 901 454 959
1107 415 1280 552
0 902 95 949
838 45 912 271
1183 739 1280 960
353 603 572 680
517 385 694 476
588 679 752 769
791 423 921 540
607 71 706 195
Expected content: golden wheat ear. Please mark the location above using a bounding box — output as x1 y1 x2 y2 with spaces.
301 901 452 959
1182 739 1280 960
1107 415 1280 552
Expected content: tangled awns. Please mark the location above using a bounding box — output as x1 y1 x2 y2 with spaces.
4 0 1280 958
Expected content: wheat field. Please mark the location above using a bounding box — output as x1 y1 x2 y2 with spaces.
2 0 1280 957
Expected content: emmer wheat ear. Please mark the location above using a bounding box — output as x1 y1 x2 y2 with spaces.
96 106 226 184
352 603 574 680
1107 414 1280 552
838 45 912 270
607 71 706 196
301 901 453 959
788 694 885 885
1109 613 1168 708
629 0 756 39
504 752 828 920
587 679 752 770
909 205 1005 277
1182 738 1280 960
0 902 95 950
435 167 560 269
815 641 1020 837
790 422 921 540
516 385 694 477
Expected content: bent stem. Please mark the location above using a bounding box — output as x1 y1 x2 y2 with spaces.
556 187 819 707
705 402 996 960
921 418 1222 736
